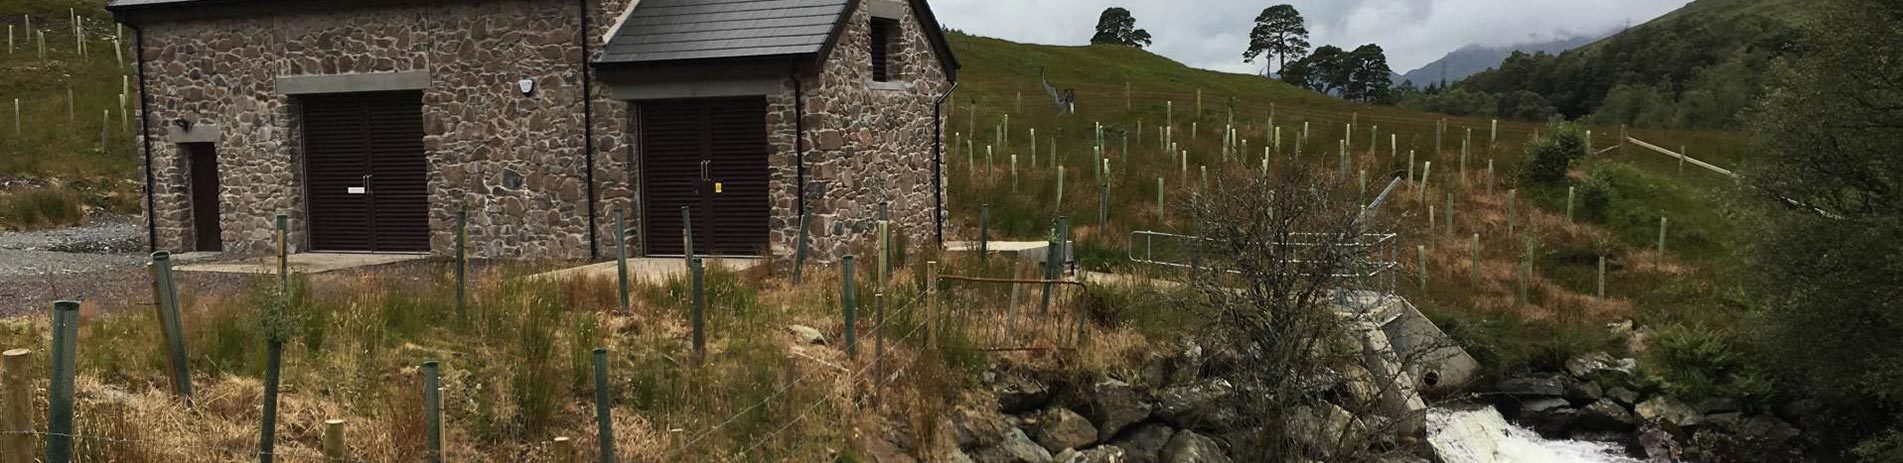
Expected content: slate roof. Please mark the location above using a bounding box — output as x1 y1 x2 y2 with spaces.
597 0 852 64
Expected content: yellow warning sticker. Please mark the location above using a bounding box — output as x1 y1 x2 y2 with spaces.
714 182 724 194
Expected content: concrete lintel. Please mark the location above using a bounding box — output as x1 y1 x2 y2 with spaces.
276 71 431 95
167 122 221 143
868 81 914 93
610 78 778 100
869 0 907 19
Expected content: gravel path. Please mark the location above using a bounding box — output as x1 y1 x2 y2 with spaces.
0 214 251 316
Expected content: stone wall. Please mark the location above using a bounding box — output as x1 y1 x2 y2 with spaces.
768 0 953 262
137 0 945 262
139 0 634 258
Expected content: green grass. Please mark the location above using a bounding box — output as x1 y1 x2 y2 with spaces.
0 1 142 215
0 185 84 229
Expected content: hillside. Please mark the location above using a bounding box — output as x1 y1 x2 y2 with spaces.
1433 0 1804 130
0 0 139 228
1395 33 1606 88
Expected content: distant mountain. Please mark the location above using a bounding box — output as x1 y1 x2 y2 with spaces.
1396 34 1607 87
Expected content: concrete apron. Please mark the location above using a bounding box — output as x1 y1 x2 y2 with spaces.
527 257 763 283
174 253 427 275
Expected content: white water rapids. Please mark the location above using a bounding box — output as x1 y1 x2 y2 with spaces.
1427 405 1643 463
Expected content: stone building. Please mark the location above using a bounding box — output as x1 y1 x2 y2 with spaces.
108 0 958 261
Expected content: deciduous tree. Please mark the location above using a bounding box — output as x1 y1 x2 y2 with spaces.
1090 7 1153 48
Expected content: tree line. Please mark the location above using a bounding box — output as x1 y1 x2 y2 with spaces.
1089 5 1395 104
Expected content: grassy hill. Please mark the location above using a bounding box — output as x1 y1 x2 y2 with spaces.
943 31 1756 381
0 0 140 228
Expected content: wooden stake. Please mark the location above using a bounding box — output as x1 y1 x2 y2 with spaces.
1 348 30 463
322 419 346 462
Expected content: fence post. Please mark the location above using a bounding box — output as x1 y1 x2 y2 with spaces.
456 205 467 320
2 348 30 463
261 219 290 463
977 204 990 268
1156 177 1165 219
321 419 346 462
842 255 857 360
1056 166 1066 212
878 220 891 292
1507 189 1517 237
874 291 886 407
690 257 706 361
1470 234 1481 284
591 348 615 462
793 212 809 284
149 251 194 402
276 214 290 289
926 261 940 350
1566 187 1576 222
1657 217 1668 255
46 300 80 463
681 206 694 262
1417 245 1428 289
615 209 630 312
1597 254 1607 299
553 437 576 463
423 360 443 463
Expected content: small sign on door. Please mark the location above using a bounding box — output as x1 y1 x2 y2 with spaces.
347 187 367 194
714 182 723 194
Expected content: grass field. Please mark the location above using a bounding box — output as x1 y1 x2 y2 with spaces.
939 31 1756 377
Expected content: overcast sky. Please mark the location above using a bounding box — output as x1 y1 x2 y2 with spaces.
930 0 1692 75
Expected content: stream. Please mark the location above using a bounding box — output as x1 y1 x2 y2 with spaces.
1428 405 1644 463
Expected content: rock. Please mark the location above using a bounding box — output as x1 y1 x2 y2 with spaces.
955 408 1016 449
1704 412 1743 430
995 373 1053 414
1607 387 1641 407
1517 398 1580 437
1160 430 1232 463
945 449 977 463
1636 397 1702 431
786 325 826 344
1638 422 1682 463
1519 397 1572 416
970 427 1055 463
1577 398 1640 432
1566 380 1604 404
1496 375 1567 397
861 433 919 463
1565 352 1637 383
1111 422 1175 463
1738 415 1800 445
1031 407 1098 454
1054 446 1127 463
1154 379 1237 432
1695 397 1741 415
1084 379 1154 440
1290 403 1354 459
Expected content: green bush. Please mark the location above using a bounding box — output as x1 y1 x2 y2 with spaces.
1575 170 1614 223
1520 122 1589 186
1642 324 1770 401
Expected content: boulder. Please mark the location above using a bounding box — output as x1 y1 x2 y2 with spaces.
1576 398 1640 432
1519 397 1572 416
995 373 1054 414
1566 380 1605 404
1738 415 1801 445
1638 422 1683 463
1565 352 1637 383
955 408 1017 450
1695 397 1741 415
1031 407 1099 454
1290 403 1355 459
1607 387 1641 407
970 427 1055 463
1496 375 1567 398
1111 422 1175 463
1053 446 1128 463
1154 379 1238 432
1517 398 1579 437
1636 397 1702 431
786 325 826 345
1161 430 1232 463
945 449 978 463
1704 412 1743 430
1085 379 1154 440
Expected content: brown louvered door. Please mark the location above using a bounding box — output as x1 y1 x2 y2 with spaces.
640 97 769 256
303 91 430 253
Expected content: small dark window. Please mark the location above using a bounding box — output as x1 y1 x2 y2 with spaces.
871 18 899 82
